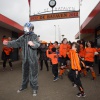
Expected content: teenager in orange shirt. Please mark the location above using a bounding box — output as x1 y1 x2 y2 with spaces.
47 47 59 81
68 42 86 97
59 38 71 79
2 38 13 71
84 41 99 80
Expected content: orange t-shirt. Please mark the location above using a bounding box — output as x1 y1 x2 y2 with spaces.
48 44 54 52
59 43 71 57
46 50 58 64
3 46 13 55
84 47 97 62
68 49 81 71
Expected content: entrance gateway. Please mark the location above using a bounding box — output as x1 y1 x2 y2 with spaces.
28 0 79 22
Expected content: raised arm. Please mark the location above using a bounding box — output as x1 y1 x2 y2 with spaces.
3 36 22 48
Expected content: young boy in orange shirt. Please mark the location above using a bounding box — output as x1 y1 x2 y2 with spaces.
47 47 59 81
68 42 86 97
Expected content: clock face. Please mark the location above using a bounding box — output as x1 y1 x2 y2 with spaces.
49 0 56 8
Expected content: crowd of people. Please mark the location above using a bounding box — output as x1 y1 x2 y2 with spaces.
37 38 100 97
2 22 100 97
2 36 100 97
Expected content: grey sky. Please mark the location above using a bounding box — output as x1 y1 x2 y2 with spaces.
0 0 99 42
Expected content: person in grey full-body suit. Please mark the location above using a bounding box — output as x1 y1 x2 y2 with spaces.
3 22 40 96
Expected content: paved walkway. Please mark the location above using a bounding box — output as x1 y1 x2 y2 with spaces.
0 61 100 100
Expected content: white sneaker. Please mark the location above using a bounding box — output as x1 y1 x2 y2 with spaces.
73 84 77 87
17 88 27 93
33 90 37 96
53 77 59 82
76 92 86 98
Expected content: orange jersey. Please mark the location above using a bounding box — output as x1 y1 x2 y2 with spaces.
3 46 13 55
79 44 85 58
46 50 58 64
68 49 81 71
48 44 54 52
84 47 97 62
59 43 71 57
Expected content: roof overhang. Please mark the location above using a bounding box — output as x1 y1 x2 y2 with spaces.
0 14 23 33
75 1 100 39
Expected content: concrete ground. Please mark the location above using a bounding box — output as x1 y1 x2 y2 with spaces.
0 61 100 100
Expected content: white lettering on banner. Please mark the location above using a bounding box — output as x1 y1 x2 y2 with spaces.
33 7 76 15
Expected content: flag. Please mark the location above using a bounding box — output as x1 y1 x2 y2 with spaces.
28 0 30 6
28 0 31 16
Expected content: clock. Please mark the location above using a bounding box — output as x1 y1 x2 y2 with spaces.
49 0 56 8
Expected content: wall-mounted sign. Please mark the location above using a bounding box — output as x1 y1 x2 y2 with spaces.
30 11 79 22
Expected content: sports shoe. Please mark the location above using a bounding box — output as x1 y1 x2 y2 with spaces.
73 84 77 87
33 90 37 96
72 82 77 87
81 93 86 97
76 93 82 97
76 92 86 97
17 88 27 93
53 77 59 82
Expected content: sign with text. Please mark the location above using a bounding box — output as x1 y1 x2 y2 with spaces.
30 11 79 21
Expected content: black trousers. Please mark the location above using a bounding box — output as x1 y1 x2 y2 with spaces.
52 64 58 78
68 69 84 93
3 55 12 68
40 60 49 70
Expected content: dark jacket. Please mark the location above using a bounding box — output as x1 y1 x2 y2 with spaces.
39 45 48 61
7 32 40 61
